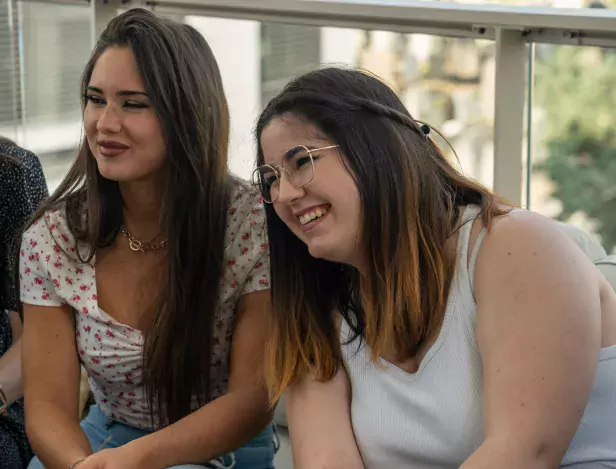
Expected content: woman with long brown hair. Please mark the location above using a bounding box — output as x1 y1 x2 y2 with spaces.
20 9 274 469
254 68 616 468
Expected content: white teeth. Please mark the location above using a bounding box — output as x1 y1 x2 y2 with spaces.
299 207 329 226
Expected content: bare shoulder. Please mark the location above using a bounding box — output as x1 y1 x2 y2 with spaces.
473 208 603 337
488 208 570 242
477 209 597 278
472 209 605 339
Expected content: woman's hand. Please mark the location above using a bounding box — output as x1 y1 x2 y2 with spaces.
75 445 152 469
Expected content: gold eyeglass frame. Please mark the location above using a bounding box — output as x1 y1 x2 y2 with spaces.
253 144 340 204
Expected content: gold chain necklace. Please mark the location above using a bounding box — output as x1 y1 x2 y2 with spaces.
119 225 167 253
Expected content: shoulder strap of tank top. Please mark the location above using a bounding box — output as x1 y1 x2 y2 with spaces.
468 208 525 292
468 228 487 293
457 205 482 269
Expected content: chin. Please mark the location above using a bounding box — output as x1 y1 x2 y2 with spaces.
307 240 343 263
96 163 155 183
97 168 135 182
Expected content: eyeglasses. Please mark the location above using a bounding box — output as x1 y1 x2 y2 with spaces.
252 144 339 203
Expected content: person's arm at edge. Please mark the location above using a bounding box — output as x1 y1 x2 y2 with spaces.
286 363 365 469
22 303 93 469
460 212 602 469
0 311 24 405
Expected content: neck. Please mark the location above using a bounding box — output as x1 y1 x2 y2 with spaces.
348 250 368 277
120 179 165 243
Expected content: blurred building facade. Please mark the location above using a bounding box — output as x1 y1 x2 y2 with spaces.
0 0 610 244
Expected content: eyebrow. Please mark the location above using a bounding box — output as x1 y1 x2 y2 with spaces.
87 86 148 97
283 145 320 158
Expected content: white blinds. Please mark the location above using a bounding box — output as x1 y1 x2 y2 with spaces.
0 0 92 190
261 23 321 106
20 1 91 125
0 0 19 135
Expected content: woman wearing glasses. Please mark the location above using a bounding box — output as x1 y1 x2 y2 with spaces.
20 9 275 469
253 68 616 468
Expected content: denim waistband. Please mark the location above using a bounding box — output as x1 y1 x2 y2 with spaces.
83 404 276 469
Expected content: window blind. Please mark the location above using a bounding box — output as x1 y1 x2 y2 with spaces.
0 0 19 136
261 23 321 106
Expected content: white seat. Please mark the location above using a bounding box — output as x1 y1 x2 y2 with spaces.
557 222 616 291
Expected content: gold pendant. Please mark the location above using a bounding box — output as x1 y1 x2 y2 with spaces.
129 238 143 252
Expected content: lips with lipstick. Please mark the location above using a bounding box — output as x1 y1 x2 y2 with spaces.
97 139 130 157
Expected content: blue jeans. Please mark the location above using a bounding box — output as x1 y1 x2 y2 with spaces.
28 404 276 469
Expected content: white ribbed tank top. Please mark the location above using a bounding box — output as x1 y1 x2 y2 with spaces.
341 205 616 468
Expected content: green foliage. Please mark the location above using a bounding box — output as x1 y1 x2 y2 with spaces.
534 45 616 251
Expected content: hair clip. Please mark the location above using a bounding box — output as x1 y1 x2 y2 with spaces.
419 123 431 137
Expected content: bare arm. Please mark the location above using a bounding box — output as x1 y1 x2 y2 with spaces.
127 289 274 468
23 303 92 469
0 311 24 405
461 212 602 469
287 364 364 469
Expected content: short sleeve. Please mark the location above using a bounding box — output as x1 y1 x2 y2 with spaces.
19 220 64 306
239 197 271 296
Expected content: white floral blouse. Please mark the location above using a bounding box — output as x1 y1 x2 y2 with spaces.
19 180 270 430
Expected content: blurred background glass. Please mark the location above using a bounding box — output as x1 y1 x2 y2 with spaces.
1 0 615 251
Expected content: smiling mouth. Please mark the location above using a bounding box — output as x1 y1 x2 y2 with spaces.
298 206 330 226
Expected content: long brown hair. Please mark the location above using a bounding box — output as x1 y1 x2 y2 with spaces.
255 68 507 403
24 9 230 425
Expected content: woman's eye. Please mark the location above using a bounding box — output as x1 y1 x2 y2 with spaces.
295 156 312 168
85 95 105 105
124 101 149 109
264 174 278 186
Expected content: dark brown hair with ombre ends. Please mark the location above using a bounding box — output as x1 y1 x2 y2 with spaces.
255 68 508 403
